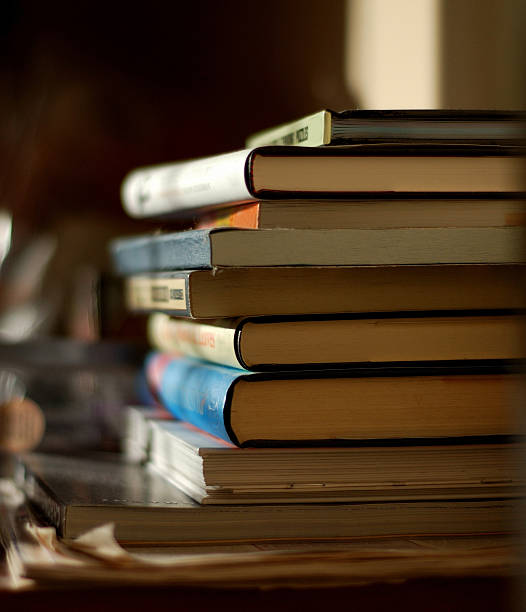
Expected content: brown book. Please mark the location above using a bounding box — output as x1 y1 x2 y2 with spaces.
125 265 526 318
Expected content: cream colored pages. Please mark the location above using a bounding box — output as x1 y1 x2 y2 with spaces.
252 155 525 193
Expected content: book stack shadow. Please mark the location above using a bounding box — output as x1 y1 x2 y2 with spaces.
105 111 525 543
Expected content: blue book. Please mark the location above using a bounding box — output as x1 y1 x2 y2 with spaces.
146 353 517 447
110 226 525 275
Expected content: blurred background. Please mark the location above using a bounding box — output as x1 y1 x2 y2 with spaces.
0 0 355 343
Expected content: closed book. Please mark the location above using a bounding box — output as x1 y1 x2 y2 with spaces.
110 227 525 275
145 353 520 446
147 312 525 371
195 199 526 230
124 266 526 318
245 109 525 148
120 145 525 219
142 414 520 505
18 453 517 543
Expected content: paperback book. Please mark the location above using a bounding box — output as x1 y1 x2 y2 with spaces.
137 411 520 505
18 453 518 543
245 109 525 148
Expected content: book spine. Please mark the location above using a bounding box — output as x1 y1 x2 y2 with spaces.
121 150 253 218
126 275 191 315
245 111 329 147
147 314 243 369
146 353 242 444
196 203 261 229
111 230 213 275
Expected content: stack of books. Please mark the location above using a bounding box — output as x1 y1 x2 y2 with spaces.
107 109 525 540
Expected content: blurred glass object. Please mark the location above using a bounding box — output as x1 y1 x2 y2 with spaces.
0 211 12 267
0 371 25 404
0 233 58 342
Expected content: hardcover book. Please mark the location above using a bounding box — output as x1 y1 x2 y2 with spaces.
120 145 525 219
145 353 520 446
245 109 525 148
18 453 518 543
110 227 525 275
147 312 525 371
140 413 521 505
124 266 526 318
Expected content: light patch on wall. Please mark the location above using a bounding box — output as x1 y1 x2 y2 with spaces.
346 0 441 109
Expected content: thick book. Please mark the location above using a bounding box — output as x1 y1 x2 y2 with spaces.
195 198 526 230
18 453 517 543
120 145 525 219
124 266 526 318
145 353 520 446
147 312 524 371
245 109 525 148
110 227 525 275
134 411 521 505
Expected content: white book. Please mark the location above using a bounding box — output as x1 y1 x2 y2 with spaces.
121 145 525 219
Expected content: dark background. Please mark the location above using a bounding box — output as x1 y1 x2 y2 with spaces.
0 1 354 336
0 0 352 230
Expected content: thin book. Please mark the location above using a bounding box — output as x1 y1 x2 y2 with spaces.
194 199 526 230
245 109 525 147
